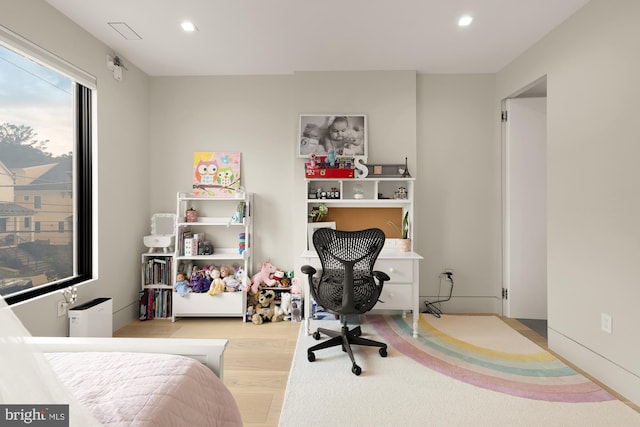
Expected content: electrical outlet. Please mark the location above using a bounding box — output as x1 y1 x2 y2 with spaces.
57 300 69 318
444 269 453 275
601 313 612 334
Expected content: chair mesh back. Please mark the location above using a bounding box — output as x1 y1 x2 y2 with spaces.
311 228 386 315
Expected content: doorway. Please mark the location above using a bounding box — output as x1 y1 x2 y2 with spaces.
502 79 547 321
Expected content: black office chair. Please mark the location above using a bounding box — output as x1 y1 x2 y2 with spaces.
301 227 390 375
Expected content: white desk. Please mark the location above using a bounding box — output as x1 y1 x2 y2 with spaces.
300 249 423 338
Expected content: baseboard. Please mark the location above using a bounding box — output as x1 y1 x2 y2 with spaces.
549 328 640 407
419 296 501 314
113 301 139 331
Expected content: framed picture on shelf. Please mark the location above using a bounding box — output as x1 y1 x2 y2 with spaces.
366 163 407 178
307 221 336 250
298 114 367 158
192 151 241 198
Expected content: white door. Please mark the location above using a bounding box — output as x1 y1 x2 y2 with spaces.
503 97 547 319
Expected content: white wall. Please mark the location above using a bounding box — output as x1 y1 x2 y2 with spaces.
149 71 418 274
416 74 501 312
497 0 640 404
1 0 151 335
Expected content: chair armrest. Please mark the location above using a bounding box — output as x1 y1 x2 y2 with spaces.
301 265 317 276
373 270 391 283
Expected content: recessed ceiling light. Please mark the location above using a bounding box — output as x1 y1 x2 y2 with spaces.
458 15 473 27
181 21 198 32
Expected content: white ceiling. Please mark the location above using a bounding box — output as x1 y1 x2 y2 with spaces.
44 0 590 77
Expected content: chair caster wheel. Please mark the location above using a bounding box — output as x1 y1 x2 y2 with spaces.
379 347 387 357
308 351 316 362
313 331 321 340
352 364 362 376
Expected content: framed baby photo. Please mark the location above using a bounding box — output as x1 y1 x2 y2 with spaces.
298 114 368 158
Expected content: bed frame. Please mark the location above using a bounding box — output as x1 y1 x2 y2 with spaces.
28 337 228 379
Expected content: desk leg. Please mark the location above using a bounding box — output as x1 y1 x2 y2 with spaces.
304 279 310 335
412 261 419 338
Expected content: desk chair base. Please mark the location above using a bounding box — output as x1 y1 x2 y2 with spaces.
307 324 387 376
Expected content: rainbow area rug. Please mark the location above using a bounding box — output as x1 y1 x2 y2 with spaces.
281 314 640 426
368 314 613 403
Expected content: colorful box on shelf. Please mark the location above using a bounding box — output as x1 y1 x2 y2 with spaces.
305 168 354 178
304 155 355 179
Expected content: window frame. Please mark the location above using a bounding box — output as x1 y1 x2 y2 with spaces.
1 25 95 305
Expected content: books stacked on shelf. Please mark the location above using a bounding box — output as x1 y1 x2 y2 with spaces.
138 288 172 320
178 226 204 256
143 257 173 285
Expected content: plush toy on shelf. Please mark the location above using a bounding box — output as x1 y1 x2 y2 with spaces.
174 272 191 297
279 292 292 320
190 267 210 293
250 260 277 293
207 268 225 296
220 264 241 292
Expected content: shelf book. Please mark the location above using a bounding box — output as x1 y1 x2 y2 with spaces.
142 257 173 286
139 287 172 320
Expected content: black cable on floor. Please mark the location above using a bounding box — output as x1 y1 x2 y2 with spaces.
423 272 453 318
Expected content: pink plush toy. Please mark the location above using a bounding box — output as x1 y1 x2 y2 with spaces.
290 277 302 294
250 260 277 294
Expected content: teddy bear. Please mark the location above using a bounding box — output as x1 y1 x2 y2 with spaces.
252 289 278 325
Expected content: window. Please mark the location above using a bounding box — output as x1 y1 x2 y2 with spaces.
1 25 94 304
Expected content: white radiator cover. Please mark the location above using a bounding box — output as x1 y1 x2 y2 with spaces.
68 298 113 337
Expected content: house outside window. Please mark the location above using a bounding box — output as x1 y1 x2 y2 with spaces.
0 27 94 303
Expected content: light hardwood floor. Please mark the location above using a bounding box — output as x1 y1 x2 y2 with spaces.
114 315 638 427
114 318 300 427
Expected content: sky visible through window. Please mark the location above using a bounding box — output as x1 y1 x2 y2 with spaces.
0 45 73 156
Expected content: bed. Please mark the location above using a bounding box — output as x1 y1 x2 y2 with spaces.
27 337 243 427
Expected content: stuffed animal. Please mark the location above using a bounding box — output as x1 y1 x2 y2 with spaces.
174 272 191 297
246 290 258 317
190 268 211 293
279 292 292 320
252 289 277 325
290 277 302 295
207 268 225 296
250 260 277 293
220 264 241 292
235 267 247 291
273 292 292 322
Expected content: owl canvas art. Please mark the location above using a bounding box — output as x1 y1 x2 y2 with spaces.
192 152 241 197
